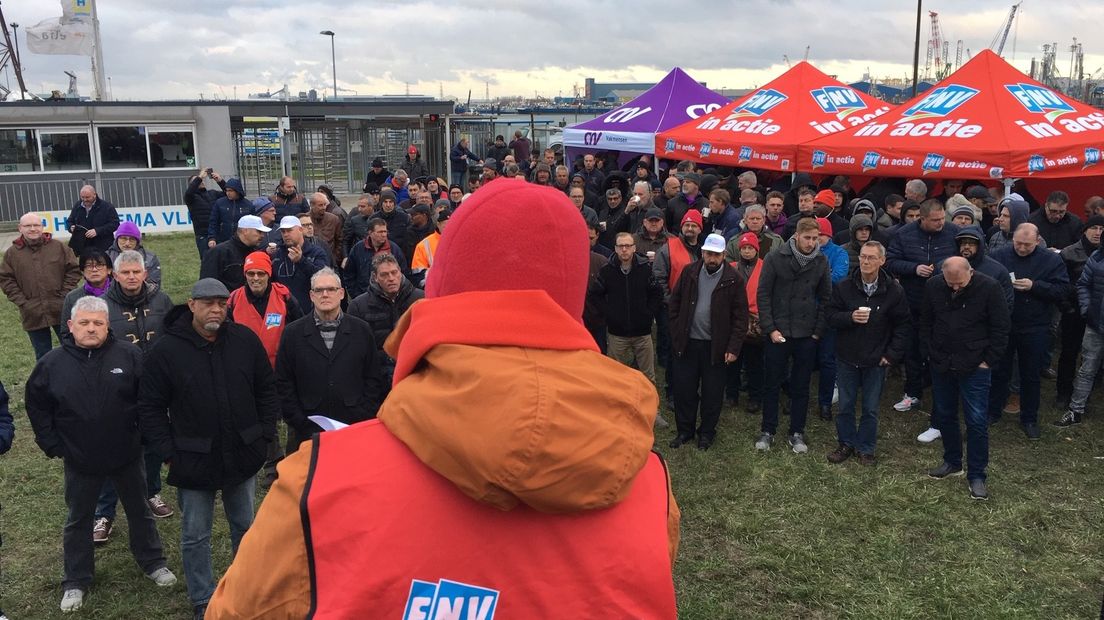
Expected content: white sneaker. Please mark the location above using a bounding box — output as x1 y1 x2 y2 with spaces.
832 386 839 405
754 432 773 451
917 427 942 443
653 412 669 429
894 394 920 412
60 588 84 612
147 566 177 587
788 433 809 454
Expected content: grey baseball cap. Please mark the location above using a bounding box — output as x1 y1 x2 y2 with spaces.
191 278 230 299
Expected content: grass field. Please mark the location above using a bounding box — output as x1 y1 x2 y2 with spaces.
0 232 1102 618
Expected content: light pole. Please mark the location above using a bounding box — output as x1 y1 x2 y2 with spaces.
911 0 922 98
320 30 336 100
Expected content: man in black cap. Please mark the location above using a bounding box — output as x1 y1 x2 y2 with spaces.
363 158 390 193
138 278 278 619
665 173 706 232
405 203 435 263
966 185 998 231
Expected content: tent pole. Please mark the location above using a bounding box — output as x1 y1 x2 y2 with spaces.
1002 177 1014 198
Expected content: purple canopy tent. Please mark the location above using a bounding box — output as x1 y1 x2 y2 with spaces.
563 68 729 166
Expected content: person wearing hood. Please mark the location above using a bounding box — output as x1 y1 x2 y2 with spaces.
349 253 425 394
1028 190 1083 251
399 145 430 181
783 172 817 217
363 157 391 192
529 162 553 185
665 173 707 232
270 177 310 221
26 296 176 613
835 199 889 247
201 215 271 293
0 212 82 359
988 197 1041 252
205 181 679 619
207 178 252 247
185 169 226 258
824 240 910 465
66 185 120 256
989 223 1070 439
726 233 766 413
1055 215 1104 411
704 189 743 243
755 218 832 454
106 221 161 291
842 214 876 272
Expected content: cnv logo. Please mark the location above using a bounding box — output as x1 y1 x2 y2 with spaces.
1005 83 1076 123
900 85 979 122
403 578 499 620
811 86 867 118
728 88 787 118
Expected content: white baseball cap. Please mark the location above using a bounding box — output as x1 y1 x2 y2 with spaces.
701 233 726 254
237 214 271 233
278 215 302 229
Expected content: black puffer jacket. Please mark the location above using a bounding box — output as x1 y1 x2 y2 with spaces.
103 280 174 353
348 277 424 384
26 333 143 474
825 268 911 367
920 272 1011 377
200 236 255 292
591 255 662 338
757 240 832 339
138 305 278 490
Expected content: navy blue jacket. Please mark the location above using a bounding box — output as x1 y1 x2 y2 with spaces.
1078 249 1104 331
706 205 743 243
272 241 331 312
207 178 252 243
343 240 408 299
67 197 120 255
991 244 1069 332
886 220 960 312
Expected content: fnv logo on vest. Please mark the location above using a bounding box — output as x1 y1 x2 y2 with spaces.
264 313 282 329
811 150 827 169
1084 147 1101 170
1028 154 1047 174
1006 83 1075 123
861 151 881 172
810 86 867 118
729 89 787 118
922 153 945 175
403 578 499 620
899 85 979 122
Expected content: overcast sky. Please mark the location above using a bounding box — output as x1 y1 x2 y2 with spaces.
5 1 1103 102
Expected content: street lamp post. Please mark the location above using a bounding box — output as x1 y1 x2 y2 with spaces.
320 30 336 100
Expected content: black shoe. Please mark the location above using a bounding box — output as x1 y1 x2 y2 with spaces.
194 604 208 620
668 434 694 449
697 436 714 451
826 444 854 464
1052 410 1083 427
928 462 964 479
969 478 989 500
818 405 832 421
1021 422 1041 440
745 400 761 414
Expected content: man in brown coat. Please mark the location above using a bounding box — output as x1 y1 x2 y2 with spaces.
309 192 343 265
0 212 82 359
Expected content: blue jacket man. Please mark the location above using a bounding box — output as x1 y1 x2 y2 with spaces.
207 178 252 245
272 216 331 312
989 222 1069 437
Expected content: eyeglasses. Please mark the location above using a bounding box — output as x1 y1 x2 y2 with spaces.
84 264 107 271
311 286 341 294
615 244 636 249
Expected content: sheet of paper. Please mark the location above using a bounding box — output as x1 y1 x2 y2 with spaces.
307 415 349 432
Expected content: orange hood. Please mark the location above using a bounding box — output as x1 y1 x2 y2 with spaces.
379 290 659 514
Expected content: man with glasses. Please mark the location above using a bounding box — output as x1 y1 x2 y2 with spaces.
276 268 382 453
1028 190 1083 251
569 186 600 228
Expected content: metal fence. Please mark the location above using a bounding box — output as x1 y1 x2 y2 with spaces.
0 175 190 221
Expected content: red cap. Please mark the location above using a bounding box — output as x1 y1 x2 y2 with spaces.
680 210 703 228
243 251 272 276
816 217 833 237
814 189 837 207
738 232 760 250
425 179 589 321
408 145 418 154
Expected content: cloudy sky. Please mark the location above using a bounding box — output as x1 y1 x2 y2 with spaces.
6 0 1103 102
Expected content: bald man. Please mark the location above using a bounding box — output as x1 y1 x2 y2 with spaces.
309 192 344 264
67 185 120 256
920 256 1010 500
989 223 1069 439
0 213 82 359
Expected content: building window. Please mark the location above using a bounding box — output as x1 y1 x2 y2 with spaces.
40 132 93 171
149 130 195 168
98 126 149 169
0 129 40 173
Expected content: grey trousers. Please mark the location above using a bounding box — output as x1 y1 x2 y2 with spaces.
1069 327 1104 414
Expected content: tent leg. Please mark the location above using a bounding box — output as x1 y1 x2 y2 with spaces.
1002 177 1015 198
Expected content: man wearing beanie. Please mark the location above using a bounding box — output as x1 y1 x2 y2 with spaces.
654 210 704 297
207 179 680 618
1054 215 1104 414
813 189 847 236
726 233 766 413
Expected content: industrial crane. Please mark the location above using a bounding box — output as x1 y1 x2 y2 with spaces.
990 2 1022 56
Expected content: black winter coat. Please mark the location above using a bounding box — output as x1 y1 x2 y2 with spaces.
1027 209 1082 251
275 314 383 435
183 177 225 237
920 273 1011 377
826 269 911 367
138 305 278 490
377 208 412 255
67 198 120 255
0 382 11 455
200 236 256 292
26 334 143 474
757 241 831 339
103 281 174 353
990 245 1069 332
591 256 662 338
665 193 707 232
1078 249 1104 331
669 261 748 364
348 278 424 354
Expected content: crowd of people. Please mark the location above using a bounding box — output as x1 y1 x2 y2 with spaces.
0 143 1102 616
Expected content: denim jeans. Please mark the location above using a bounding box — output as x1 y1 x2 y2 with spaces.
178 478 255 607
63 458 166 590
762 337 817 435
1070 327 1104 414
816 328 838 407
931 367 991 481
96 447 164 520
27 325 62 360
834 362 887 455
991 329 1048 425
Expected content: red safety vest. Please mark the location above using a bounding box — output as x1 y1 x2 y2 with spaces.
666 236 691 292
303 420 677 619
227 283 291 368
731 259 763 315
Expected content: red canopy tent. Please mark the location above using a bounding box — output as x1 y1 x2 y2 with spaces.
654 61 891 172
797 50 1104 181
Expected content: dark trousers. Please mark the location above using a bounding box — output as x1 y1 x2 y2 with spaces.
816 328 838 407
903 320 926 400
587 324 607 355
931 367 991 481
991 329 1048 425
762 337 817 435
655 303 671 368
1056 311 1087 398
671 339 727 440
195 235 209 260
95 447 164 520
835 362 887 455
63 457 166 590
726 340 764 403
27 325 62 361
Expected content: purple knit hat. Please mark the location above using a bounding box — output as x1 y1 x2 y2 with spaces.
114 220 141 240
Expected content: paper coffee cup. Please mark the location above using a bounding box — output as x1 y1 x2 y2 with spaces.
646 251 656 259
